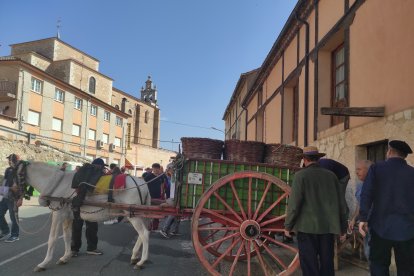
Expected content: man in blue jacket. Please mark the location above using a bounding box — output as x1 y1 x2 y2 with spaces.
359 140 414 275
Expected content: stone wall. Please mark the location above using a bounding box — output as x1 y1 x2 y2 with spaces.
0 136 87 179
313 106 414 217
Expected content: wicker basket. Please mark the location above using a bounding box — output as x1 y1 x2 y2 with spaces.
224 140 265 163
181 137 224 160
264 144 303 168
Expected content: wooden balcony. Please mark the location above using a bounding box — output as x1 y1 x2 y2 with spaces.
0 81 17 102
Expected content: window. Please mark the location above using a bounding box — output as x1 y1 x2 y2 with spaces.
144 111 149 123
90 105 97 116
102 133 109 144
54 89 64 102
72 124 81 136
114 137 121 147
88 129 96 140
128 109 132 114
89 77 96 94
31 77 43 93
115 116 122 126
332 45 346 125
52 118 62 131
74 98 82 110
115 105 119 110
104 111 110 121
27 110 40 126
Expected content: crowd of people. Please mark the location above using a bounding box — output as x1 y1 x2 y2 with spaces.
284 140 414 276
1 140 413 275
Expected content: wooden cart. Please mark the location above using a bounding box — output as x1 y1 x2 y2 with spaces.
84 157 300 275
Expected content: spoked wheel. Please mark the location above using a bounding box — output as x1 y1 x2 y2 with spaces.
192 171 299 276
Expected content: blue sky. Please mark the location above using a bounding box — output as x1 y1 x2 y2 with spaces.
0 0 297 152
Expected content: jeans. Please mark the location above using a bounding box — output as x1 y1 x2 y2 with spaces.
161 215 180 234
0 198 19 237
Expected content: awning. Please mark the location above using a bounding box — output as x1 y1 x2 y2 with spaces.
124 158 134 169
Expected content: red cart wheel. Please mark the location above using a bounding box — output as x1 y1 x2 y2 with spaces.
192 171 299 276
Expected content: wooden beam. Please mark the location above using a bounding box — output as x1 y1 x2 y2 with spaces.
321 107 385 117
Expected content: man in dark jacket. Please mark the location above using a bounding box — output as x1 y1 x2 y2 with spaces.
284 146 347 276
318 158 350 217
359 140 414 275
144 163 167 230
0 154 22 242
71 158 105 256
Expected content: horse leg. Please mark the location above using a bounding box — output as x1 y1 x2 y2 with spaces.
34 211 62 272
130 235 142 265
57 209 73 265
129 217 150 269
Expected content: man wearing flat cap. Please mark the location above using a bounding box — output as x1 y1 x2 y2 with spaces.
359 140 414 275
284 146 347 276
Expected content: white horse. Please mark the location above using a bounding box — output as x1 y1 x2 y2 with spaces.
19 161 151 272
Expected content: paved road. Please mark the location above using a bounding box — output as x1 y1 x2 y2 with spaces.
0 199 369 275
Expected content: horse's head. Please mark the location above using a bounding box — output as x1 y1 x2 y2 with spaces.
16 161 72 197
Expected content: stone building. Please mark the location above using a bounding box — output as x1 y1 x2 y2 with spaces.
0 37 174 173
223 0 414 171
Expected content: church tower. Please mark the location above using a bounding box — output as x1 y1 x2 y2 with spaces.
140 76 158 106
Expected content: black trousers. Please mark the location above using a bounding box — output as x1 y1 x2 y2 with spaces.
297 232 335 276
369 230 414 276
71 210 98 252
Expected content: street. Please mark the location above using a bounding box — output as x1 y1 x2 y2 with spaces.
0 199 369 276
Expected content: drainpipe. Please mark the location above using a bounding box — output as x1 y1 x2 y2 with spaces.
296 13 310 146
18 69 24 131
83 98 90 157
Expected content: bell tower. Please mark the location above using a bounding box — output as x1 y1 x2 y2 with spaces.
140 76 157 106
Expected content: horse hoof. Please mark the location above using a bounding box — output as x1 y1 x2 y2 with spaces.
34 266 46 272
133 265 144 270
130 258 139 265
56 260 67 265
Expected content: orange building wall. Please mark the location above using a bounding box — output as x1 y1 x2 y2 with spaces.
308 61 315 142
27 125 40 135
115 126 122 138
297 72 306 146
103 121 110 133
307 9 316 51
89 115 97 129
298 24 307 63
246 120 256 141
265 95 282 143
72 110 82 124
318 0 344 40
284 36 298 77
53 102 64 118
28 92 43 112
52 131 63 140
246 95 258 122
72 136 81 144
349 0 414 128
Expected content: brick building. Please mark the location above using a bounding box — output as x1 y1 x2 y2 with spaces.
0 37 174 172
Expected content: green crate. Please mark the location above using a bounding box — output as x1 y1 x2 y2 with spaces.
178 159 295 217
